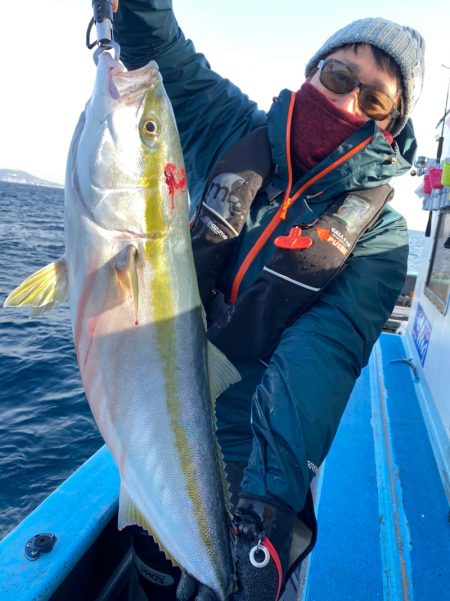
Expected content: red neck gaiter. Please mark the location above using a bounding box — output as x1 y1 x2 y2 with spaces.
290 82 367 177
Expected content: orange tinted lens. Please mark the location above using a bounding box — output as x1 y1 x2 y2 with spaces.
359 88 395 120
320 61 354 94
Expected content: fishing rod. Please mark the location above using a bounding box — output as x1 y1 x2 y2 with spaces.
86 0 120 63
419 65 450 236
438 67 450 249
435 65 450 164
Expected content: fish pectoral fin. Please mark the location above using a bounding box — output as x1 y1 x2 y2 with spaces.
3 258 68 312
115 245 139 322
207 341 241 400
31 302 57 317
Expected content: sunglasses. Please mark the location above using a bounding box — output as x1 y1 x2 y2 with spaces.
317 58 400 122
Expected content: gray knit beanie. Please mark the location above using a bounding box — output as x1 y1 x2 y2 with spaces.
305 17 425 136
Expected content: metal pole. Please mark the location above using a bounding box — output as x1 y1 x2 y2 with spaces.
425 66 450 237
436 65 450 164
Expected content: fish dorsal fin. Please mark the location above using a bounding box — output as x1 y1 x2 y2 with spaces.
3 259 68 312
118 484 181 567
207 341 241 401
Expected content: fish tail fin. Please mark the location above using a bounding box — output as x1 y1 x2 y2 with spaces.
3 258 68 313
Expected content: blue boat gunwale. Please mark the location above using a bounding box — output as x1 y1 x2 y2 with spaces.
0 444 120 600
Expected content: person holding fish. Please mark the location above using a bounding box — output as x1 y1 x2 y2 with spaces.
111 2 425 600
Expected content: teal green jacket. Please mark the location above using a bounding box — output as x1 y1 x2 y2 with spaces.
115 1 414 513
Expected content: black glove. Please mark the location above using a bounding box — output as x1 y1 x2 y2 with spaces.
176 571 221 601
231 494 296 601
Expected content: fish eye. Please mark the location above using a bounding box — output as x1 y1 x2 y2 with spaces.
142 120 157 137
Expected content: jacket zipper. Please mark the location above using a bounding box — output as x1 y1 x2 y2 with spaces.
229 92 374 303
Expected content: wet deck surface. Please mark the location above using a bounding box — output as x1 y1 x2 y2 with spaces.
284 332 450 601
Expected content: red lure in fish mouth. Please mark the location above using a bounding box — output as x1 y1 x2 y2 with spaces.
164 163 187 209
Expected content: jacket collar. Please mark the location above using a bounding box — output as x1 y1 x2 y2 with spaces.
267 89 417 203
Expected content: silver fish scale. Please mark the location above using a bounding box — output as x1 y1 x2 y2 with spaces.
65 53 236 599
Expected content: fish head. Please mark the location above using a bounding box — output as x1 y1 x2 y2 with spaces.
68 51 187 238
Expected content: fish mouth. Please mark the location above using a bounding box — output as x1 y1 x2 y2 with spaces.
99 54 160 100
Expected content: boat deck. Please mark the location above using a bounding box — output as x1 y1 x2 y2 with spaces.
0 333 449 601
284 332 450 601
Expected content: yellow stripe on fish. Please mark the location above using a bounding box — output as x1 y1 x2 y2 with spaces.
140 108 218 570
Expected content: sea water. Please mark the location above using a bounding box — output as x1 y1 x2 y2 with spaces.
0 181 426 540
0 182 101 539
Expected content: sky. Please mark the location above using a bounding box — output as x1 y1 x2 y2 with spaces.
1 0 449 231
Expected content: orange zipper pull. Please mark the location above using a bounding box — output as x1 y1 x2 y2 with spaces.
280 196 294 220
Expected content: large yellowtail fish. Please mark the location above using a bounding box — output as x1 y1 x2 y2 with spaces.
4 51 238 599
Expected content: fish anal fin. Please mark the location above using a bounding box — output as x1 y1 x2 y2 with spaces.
117 485 181 568
115 245 139 324
3 259 68 311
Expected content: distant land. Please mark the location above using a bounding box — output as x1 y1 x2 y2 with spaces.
0 169 62 188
